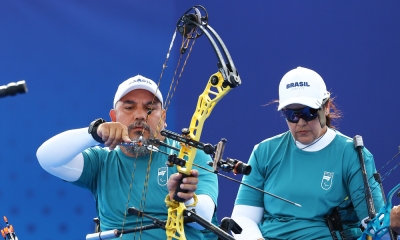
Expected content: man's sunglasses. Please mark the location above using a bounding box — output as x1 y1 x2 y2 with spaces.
281 107 319 123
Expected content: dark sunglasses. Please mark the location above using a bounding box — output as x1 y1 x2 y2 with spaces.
281 107 319 123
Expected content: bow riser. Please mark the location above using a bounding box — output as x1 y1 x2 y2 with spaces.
177 72 232 175
166 204 186 240
166 73 232 240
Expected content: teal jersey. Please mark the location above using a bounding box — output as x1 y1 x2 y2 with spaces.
71 138 218 240
235 130 384 240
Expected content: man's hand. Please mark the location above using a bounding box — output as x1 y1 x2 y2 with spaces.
167 170 199 202
390 205 400 234
97 122 131 150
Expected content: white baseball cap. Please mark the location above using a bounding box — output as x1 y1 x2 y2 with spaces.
113 75 164 108
278 67 330 110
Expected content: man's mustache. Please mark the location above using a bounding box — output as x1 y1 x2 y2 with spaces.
127 121 152 133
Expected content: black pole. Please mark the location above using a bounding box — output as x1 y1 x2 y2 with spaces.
184 209 235 240
116 224 162 236
353 135 376 219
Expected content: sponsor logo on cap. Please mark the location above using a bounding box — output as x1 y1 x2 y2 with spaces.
129 78 153 85
286 82 310 89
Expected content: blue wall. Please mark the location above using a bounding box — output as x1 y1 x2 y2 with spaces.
0 1 399 239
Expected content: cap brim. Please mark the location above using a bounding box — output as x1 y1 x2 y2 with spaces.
277 96 324 110
114 85 163 108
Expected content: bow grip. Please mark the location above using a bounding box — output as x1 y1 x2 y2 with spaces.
173 173 193 202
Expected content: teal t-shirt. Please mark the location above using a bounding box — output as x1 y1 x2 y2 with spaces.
71 138 218 240
235 130 384 240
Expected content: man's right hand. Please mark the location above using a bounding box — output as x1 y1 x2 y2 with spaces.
97 122 132 150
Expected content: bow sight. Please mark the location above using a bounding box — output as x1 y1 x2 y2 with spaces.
160 129 251 175
208 138 252 175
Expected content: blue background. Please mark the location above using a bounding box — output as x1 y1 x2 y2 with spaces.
1 1 400 239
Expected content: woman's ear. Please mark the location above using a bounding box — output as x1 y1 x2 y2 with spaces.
325 102 330 116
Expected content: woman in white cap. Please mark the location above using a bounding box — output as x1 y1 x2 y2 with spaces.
231 67 399 239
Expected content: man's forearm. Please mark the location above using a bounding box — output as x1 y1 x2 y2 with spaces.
37 127 99 181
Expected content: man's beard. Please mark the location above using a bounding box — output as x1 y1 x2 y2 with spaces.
123 121 156 157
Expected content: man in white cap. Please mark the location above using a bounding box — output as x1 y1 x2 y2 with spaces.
232 67 400 239
37 75 218 240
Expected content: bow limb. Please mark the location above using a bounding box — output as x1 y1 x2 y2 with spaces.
359 183 400 240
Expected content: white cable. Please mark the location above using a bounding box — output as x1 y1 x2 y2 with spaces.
166 31 177 60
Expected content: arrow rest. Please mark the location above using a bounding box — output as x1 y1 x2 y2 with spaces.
166 154 186 167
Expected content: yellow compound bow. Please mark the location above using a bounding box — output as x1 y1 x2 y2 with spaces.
163 5 241 240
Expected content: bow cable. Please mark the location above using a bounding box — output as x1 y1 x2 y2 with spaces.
341 160 400 222
119 27 180 239
130 23 200 240
164 30 198 113
336 152 400 210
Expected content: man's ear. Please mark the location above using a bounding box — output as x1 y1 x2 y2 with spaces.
110 109 117 122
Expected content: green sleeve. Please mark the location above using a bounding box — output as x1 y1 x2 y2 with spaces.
346 147 384 221
235 145 265 207
69 147 102 197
